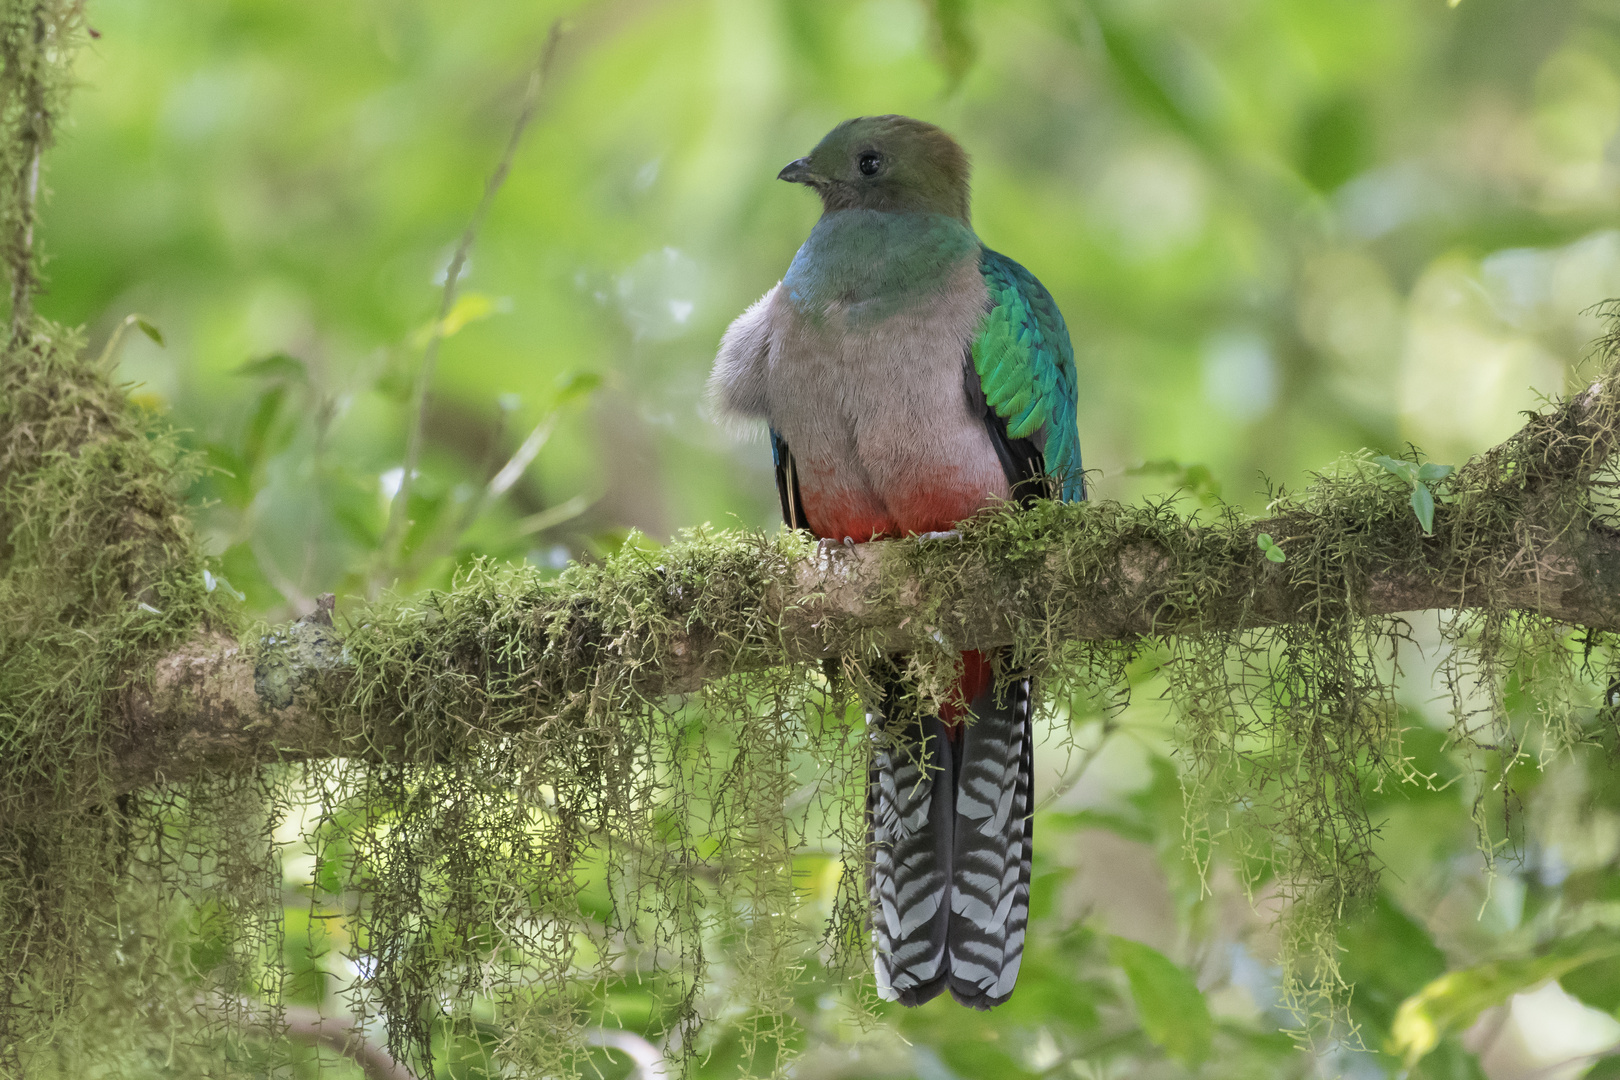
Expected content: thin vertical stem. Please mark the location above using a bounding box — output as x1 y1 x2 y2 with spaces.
376 21 564 589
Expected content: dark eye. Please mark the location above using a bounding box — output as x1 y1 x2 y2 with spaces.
858 153 881 176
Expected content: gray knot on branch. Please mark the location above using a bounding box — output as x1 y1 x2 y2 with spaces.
254 593 345 709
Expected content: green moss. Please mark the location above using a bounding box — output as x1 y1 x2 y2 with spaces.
0 320 236 1071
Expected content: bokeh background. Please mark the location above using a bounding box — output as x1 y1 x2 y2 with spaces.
42 0 1620 1076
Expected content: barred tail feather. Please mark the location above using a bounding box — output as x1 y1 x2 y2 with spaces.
869 710 954 1007
868 671 1034 1011
947 677 1032 1009
946 680 1030 1010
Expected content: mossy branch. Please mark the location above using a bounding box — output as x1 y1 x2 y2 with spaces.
0 1 74 341
115 355 1620 790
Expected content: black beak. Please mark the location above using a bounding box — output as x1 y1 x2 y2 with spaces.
777 157 816 184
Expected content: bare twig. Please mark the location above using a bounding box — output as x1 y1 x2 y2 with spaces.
253 538 316 615
376 20 565 592
238 1002 417 1080
513 492 592 537
1031 716 1120 815
487 412 560 500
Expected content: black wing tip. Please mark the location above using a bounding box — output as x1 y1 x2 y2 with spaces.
771 430 810 531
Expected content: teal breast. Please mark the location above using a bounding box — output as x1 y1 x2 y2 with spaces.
782 210 980 328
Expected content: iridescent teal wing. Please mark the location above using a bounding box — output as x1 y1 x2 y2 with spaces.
972 248 1083 503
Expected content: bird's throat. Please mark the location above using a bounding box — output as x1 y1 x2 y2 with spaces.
782 210 978 326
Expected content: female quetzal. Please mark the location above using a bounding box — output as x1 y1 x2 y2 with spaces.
709 115 1082 1010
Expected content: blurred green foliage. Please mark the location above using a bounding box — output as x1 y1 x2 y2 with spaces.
33 0 1620 1075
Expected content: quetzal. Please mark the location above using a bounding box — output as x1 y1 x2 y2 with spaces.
709 115 1082 1009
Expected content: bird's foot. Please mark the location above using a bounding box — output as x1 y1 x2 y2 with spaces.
916 530 961 542
817 536 858 554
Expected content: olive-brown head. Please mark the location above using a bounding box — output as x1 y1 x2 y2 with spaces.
778 115 972 224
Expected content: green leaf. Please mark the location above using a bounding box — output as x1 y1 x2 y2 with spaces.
1561 952 1620 1014
1297 94 1373 193
202 569 245 602
1411 484 1435 533
204 443 251 507
1587 1056 1620 1079
1179 463 1221 503
1080 7 1213 151
243 385 290 469
135 317 164 346
1417 462 1454 483
1337 893 1449 1028
412 291 506 346
1392 944 1620 1069
1549 929 1620 1014
1047 807 1154 844
1108 936 1212 1066
1373 455 1417 484
1265 545 1287 563
1127 458 1222 505
554 369 603 405
235 352 308 383
926 0 976 90
1257 532 1274 548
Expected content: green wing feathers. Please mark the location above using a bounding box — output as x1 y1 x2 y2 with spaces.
972 249 1082 502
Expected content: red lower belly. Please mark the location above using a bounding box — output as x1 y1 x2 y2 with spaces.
801 485 990 542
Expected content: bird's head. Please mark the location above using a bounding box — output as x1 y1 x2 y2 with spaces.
778 115 971 224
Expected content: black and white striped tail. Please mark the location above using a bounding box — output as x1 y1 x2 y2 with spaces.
868 675 1033 1010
